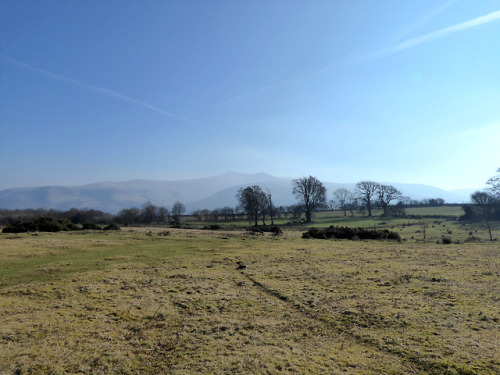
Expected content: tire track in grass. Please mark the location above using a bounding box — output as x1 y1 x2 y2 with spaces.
238 268 475 375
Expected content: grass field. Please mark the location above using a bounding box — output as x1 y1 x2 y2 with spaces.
183 205 466 231
1 214 499 374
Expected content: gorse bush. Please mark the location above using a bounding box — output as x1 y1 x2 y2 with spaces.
441 236 452 244
82 222 101 230
203 224 221 230
2 217 77 233
1 218 119 233
103 223 120 231
247 225 283 236
302 226 400 241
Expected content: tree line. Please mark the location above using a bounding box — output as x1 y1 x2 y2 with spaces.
4 171 498 231
0 177 449 228
0 201 186 228
0 208 115 227
235 177 412 225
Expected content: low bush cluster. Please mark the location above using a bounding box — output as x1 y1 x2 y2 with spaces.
302 226 400 241
441 236 452 244
103 223 121 231
82 222 101 230
203 224 221 230
2 217 77 233
2 218 120 233
247 225 283 235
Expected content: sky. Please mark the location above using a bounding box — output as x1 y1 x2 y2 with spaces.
1 0 499 191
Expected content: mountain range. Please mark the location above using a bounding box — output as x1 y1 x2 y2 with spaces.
0 173 474 214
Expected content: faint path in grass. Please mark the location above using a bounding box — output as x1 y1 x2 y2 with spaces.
236 244 498 375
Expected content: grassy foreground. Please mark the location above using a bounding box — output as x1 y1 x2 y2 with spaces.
1 227 499 374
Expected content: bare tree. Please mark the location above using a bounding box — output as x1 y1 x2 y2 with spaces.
471 191 496 241
192 209 203 221
332 188 353 217
400 196 412 206
171 201 185 225
292 176 327 223
346 198 359 217
116 207 141 225
157 206 169 223
266 189 275 225
210 209 220 221
236 185 267 226
487 168 500 198
290 204 303 219
418 219 428 242
221 207 234 221
234 206 245 220
378 184 402 216
388 201 406 217
355 181 380 217
141 201 159 224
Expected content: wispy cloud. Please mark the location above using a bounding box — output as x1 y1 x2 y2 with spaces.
364 9 500 60
1 57 203 126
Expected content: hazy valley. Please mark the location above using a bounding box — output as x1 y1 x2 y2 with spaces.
0 172 474 214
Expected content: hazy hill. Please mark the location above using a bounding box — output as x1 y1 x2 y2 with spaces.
0 173 473 214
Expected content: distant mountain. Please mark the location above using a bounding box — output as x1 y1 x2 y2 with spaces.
0 173 473 214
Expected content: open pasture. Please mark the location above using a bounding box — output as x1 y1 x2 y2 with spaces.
1 225 499 374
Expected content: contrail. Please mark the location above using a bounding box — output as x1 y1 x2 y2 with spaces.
1 57 202 125
216 81 290 107
386 0 456 46
4 0 79 54
364 9 500 60
215 2 463 106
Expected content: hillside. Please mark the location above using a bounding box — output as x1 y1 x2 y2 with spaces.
0 173 473 213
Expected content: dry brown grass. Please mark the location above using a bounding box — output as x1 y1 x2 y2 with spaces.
1 227 499 374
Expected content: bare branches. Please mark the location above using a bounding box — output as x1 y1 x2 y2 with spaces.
292 176 327 223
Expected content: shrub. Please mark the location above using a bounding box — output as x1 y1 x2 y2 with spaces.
269 225 283 236
464 236 481 243
82 222 101 230
203 224 221 230
442 236 452 244
2 217 77 233
302 226 400 241
104 223 120 231
246 225 283 235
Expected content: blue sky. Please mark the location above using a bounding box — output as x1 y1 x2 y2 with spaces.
1 0 499 191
